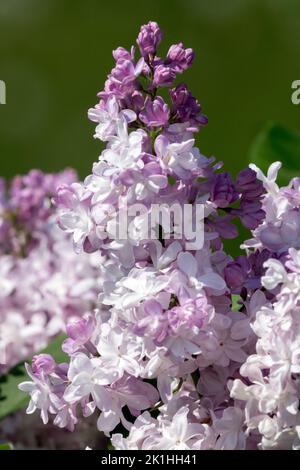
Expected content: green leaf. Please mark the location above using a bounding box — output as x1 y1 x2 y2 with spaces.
0 443 13 450
107 442 115 450
249 122 300 186
231 294 242 311
0 334 67 421
168 175 176 186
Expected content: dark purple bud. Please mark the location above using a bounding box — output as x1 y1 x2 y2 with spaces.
208 215 238 239
236 168 264 199
239 200 265 230
137 21 163 57
224 256 250 290
170 83 208 127
249 249 271 277
211 172 238 208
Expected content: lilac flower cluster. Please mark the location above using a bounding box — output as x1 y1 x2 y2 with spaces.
18 22 299 450
229 164 300 450
0 169 102 373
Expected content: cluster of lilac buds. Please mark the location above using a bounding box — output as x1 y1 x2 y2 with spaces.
0 169 102 372
18 22 300 450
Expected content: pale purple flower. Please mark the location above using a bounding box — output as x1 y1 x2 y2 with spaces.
154 134 203 179
88 95 136 142
55 182 94 252
139 96 170 128
213 407 246 450
18 364 56 424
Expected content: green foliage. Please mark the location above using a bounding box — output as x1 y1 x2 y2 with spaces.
0 443 13 450
231 294 242 311
0 335 67 421
249 123 300 186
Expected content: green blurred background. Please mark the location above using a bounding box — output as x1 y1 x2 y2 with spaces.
0 0 300 179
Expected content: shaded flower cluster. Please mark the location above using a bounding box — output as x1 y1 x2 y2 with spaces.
0 169 102 373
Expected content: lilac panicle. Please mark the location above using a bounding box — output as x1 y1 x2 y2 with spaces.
17 21 300 452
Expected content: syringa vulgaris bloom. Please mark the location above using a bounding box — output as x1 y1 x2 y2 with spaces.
18 21 300 451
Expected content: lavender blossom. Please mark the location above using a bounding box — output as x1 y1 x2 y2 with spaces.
139 96 170 128
17 21 300 452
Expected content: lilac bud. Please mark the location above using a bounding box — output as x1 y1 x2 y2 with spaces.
137 21 163 57
153 64 176 87
103 59 139 99
139 96 170 128
111 59 136 85
236 168 264 199
209 215 238 239
121 90 145 114
249 249 271 277
112 47 132 61
236 168 257 187
32 354 56 375
224 256 250 290
211 173 238 208
170 83 208 127
170 83 198 111
66 315 95 344
239 200 265 230
166 43 195 72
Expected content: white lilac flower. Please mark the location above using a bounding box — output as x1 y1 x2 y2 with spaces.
88 95 136 142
